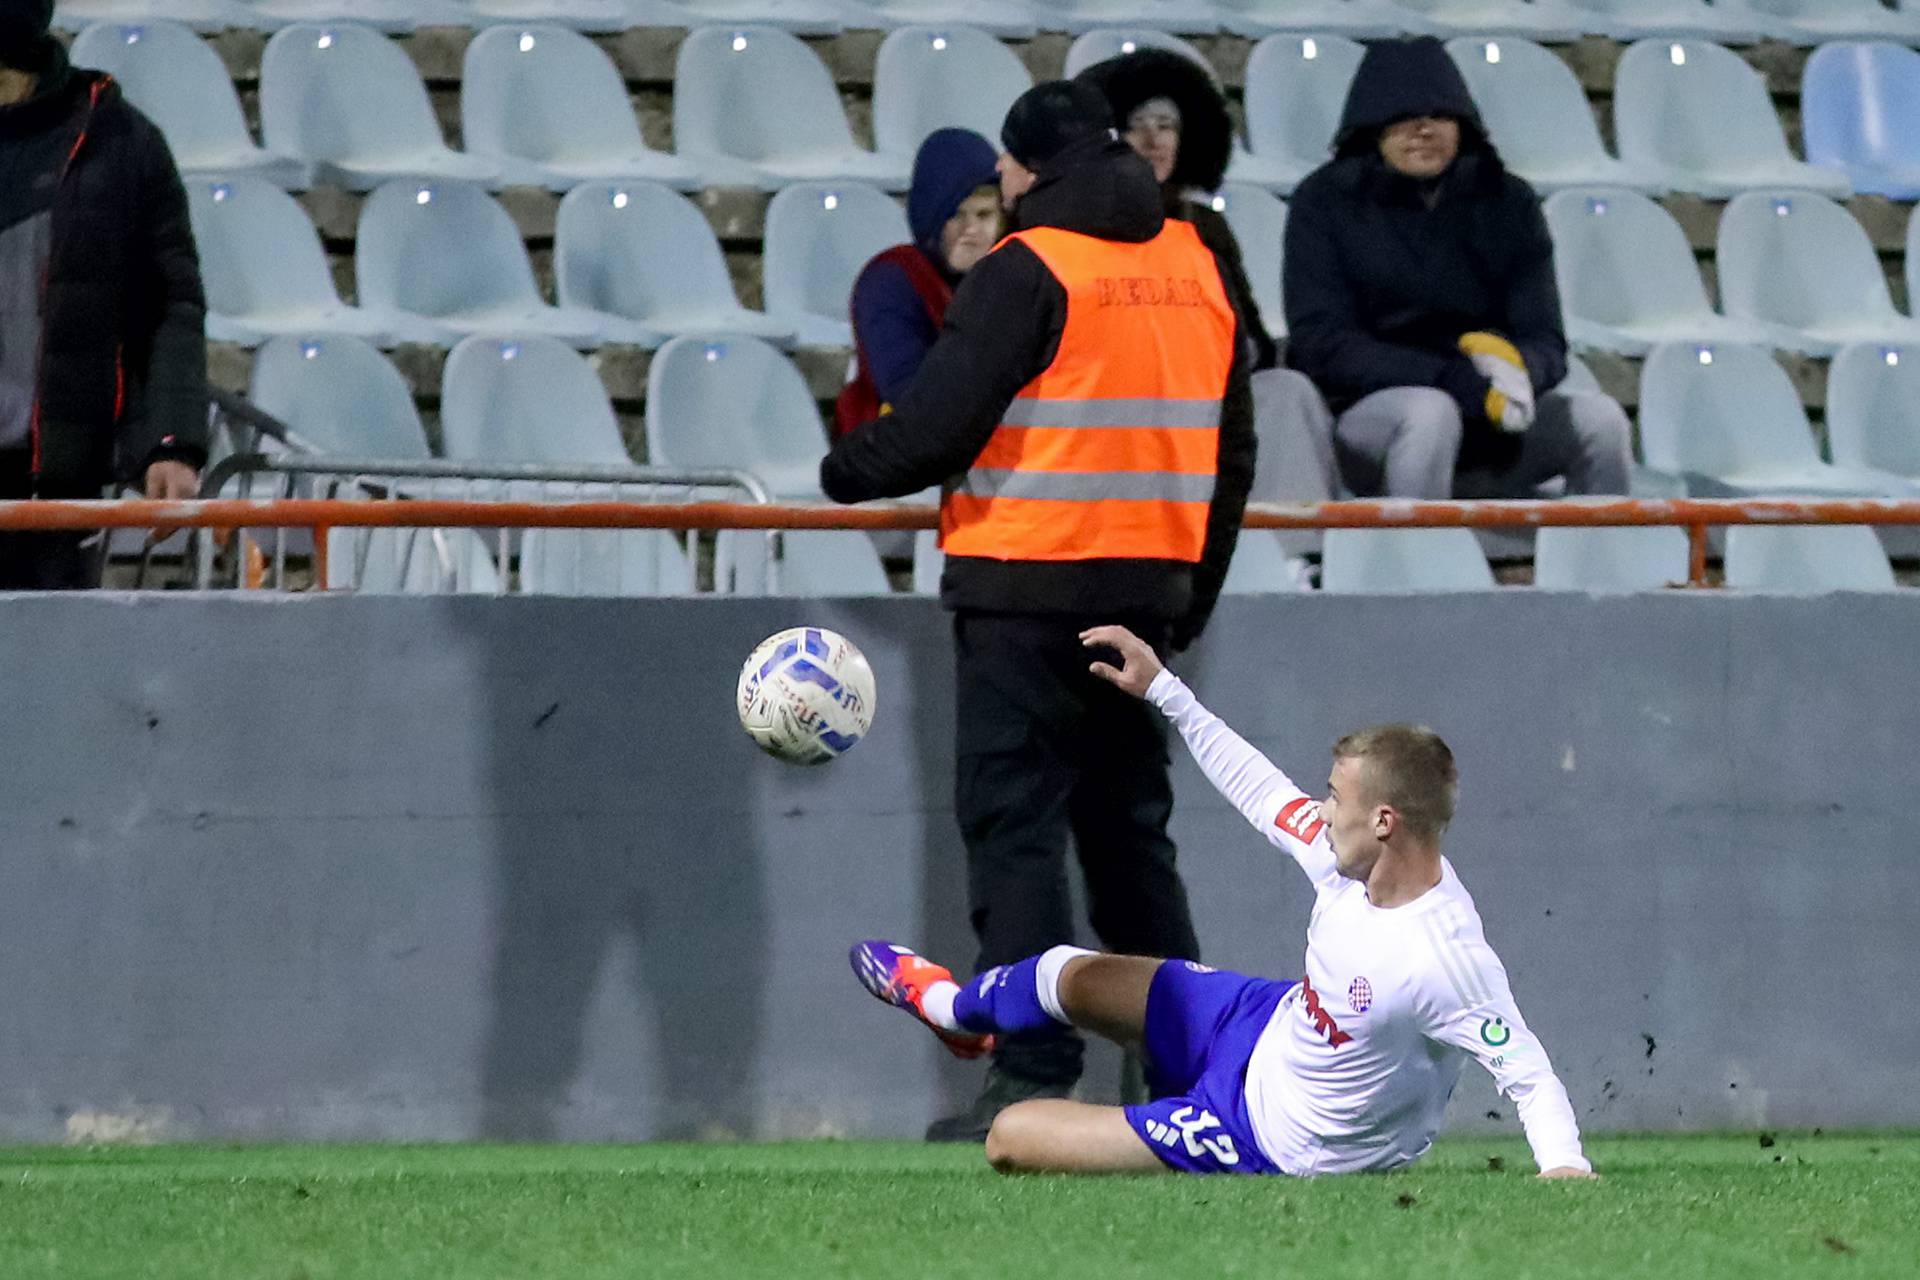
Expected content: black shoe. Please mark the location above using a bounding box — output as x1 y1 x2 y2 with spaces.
924 1065 1074 1143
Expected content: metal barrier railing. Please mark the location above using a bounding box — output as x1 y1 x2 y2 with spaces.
8 495 1920 590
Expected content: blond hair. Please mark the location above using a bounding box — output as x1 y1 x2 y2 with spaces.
1332 724 1458 841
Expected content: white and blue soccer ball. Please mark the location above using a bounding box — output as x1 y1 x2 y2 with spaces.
736 627 877 765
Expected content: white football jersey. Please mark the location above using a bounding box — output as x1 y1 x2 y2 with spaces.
1148 672 1590 1176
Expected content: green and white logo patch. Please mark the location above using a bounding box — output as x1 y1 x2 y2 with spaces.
1478 1016 1512 1048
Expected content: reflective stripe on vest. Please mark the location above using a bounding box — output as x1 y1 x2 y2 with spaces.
940 221 1235 563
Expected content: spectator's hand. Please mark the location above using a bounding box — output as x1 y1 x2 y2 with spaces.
143 459 199 500
1081 625 1163 698
1459 332 1534 434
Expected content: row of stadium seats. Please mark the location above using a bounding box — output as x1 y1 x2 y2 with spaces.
74 19 1920 199
49 0 1920 42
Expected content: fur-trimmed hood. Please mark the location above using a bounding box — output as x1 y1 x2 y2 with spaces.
1075 46 1232 193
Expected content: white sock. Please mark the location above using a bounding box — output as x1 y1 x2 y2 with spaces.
1036 945 1096 1025
921 980 962 1031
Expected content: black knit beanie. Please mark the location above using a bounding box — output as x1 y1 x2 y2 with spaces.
0 0 55 71
1000 80 1116 171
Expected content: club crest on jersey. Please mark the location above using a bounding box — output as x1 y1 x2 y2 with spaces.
1275 796 1326 844
1297 975 1353 1047
1348 977 1373 1013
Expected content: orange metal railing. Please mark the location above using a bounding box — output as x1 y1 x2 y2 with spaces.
6 496 1920 589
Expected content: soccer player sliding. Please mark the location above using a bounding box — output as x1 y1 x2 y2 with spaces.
852 625 1598 1180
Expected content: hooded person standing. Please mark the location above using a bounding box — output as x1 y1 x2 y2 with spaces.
835 128 1001 437
821 81 1255 1142
1283 37 1630 500
0 0 207 588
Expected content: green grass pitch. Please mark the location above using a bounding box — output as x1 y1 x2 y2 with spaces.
1 1133 1914 1279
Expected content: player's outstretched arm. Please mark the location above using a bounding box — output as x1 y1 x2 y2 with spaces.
1083 626 1340 890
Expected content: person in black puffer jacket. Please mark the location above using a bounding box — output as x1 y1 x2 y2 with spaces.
0 0 207 588
1283 37 1629 500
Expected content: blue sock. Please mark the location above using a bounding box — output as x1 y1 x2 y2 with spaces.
951 955 1056 1035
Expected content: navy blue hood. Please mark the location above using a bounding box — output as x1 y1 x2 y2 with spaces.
1334 36 1490 158
907 127 1000 257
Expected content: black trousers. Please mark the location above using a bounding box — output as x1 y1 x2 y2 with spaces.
953 611 1201 1086
0 451 99 590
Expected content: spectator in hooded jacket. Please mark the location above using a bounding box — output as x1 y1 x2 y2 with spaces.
1283 37 1629 501
835 128 1002 437
0 0 207 588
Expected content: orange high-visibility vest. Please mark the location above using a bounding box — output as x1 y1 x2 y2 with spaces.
939 220 1236 563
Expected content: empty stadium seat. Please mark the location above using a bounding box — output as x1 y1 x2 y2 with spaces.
519 529 697 596
1320 528 1497 593
261 24 500 191
1221 530 1311 594
672 0 850 35
1723 526 1898 592
1803 42 1920 200
1562 0 1777 41
1544 188 1774 355
674 26 911 191
52 0 256 34
1615 39 1849 198
189 177 404 346
911 528 943 595
865 0 1040 38
440 334 633 465
647 336 830 498
762 182 911 349
1719 0 1920 43
1391 0 1587 40
1638 342 1915 496
248 335 432 459
1825 343 1920 481
1028 0 1225 35
1533 526 1690 591
71 22 310 188
1211 183 1286 338
555 183 795 347
1446 38 1664 194
460 0 636 30
356 180 618 347
1242 34 1365 195
1717 192 1920 357
1213 0 1431 38
872 26 1034 169
248 0 474 33
719 528 892 596
462 25 707 191
328 526 504 593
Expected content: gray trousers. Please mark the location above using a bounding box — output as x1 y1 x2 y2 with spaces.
1331 385 1633 499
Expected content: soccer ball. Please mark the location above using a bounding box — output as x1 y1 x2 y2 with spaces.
736 627 877 765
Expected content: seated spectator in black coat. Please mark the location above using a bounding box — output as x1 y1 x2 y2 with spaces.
1283 37 1629 500
835 128 1001 438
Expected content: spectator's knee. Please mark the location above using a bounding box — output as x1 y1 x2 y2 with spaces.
1395 387 1465 453
984 1102 1043 1175
1572 394 1632 456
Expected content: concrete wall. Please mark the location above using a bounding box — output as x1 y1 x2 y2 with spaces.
1 591 1915 1144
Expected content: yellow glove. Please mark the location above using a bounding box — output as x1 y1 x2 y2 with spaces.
1459 331 1534 434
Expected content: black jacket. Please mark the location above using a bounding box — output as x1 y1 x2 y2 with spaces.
4 45 207 492
819 139 1255 647
1282 37 1565 462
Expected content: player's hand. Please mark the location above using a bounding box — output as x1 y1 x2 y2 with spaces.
1080 625 1164 698
1537 1166 1599 1180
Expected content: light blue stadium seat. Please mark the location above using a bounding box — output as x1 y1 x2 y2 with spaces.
719 528 893 596
1320 528 1497 593
1029 0 1224 35
672 0 850 35
1210 183 1286 338
1720 0 1920 44
1391 0 1588 40
52 0 256 33
328 526 504 593
246 0 473 33
1242 34 1365 195
1803 42 1920 200
1221 530 1311 594
260 24 500 191
1826 343 1920 481
1533 526 1690 592
1214 0 1432 38
864 1 1038 37
248 335 432 459
1615 39 1849 199
762 182 911 349
646 336 830 499
462 0 643 30
1638 342 1916 497
356 180 619 347
911 528 943 595
462 25 707 191
1723 526 1898 592
70 22 309 187
674 26 911 191
1717 191 1920 357
1446 38 1664 194
872 27 1033 169
555 183 795 348
1544 188 1774 355
441 334 633 465
1562 0 1777 41
519 529 697 596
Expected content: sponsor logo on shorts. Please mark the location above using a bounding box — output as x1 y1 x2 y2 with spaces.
1479 1016 1512 1047
1348 977 1373 1013
1142 1105 1240 1166
1275 797 1327 845
1182 961 1216 975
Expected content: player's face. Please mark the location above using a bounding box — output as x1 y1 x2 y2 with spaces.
1324 757 1384 880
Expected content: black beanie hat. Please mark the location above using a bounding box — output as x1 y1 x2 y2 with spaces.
1000 80 1116 171
0 0 55 69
